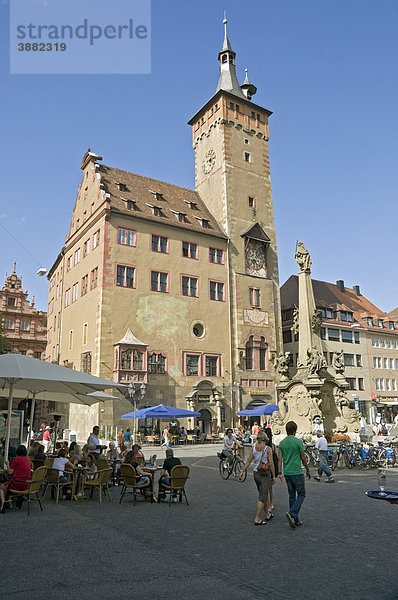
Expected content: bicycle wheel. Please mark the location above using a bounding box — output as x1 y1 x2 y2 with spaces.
219 459 231 480
344 455 354 469
234 459 247 481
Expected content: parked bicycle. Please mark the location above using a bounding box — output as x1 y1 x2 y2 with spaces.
218 450 247 481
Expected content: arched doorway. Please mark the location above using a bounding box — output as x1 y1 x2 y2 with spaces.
198 408 212 435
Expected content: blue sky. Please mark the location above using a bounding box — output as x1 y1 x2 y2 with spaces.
0 0 397 313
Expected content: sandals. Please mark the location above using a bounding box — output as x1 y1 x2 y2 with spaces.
266 513 275 521
254 520 267 526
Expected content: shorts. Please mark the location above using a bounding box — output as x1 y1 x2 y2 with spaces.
253 470 271 503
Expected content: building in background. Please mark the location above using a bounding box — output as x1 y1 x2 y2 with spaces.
281 277 398 423
0 263 47 428
45 19 282 440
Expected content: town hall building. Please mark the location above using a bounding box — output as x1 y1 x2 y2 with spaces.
45 19 283 439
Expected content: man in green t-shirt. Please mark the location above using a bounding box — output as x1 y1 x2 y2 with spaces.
277 421 311 528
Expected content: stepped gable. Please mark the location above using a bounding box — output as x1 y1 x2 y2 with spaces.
98 164 227 239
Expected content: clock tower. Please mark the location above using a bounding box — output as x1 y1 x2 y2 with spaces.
188 15 282 412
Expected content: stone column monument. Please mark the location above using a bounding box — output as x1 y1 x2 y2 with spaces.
271 242 361 437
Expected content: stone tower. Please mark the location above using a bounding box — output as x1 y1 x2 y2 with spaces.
188 15 282 414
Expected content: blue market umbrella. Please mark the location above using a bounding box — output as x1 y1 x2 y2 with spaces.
122 404 201 419
237 404 279 417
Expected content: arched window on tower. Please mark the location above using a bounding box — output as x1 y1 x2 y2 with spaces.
245 336 253 370
222 54 227 63
244 335 269 372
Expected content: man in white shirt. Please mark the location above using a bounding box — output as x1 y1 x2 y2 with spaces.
87 426 106 458
313 432 334 483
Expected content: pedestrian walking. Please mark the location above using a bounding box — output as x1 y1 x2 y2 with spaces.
239 431 275 526
313 432 334 483
277 421 311 528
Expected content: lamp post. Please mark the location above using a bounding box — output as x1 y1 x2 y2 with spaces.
128 382 146 445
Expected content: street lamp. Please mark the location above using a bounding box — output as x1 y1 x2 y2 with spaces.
127 382 146 445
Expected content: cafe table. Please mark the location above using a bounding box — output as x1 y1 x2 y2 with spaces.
143 466 162 502
70 465 89 501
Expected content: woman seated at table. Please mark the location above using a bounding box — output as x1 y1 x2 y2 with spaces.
123 451 150 486
52 449 75 489
2 445 32 512
33 444 47 461
81 444 90 462
69 444 82 463
106 441 119 461
85 454 98 480
131 444 145 463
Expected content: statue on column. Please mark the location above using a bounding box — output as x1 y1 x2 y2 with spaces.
295 241 312 273
332 350 345 375
275 352 291 381
306 347 327 376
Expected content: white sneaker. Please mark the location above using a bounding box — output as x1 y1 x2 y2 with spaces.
171 497 178 503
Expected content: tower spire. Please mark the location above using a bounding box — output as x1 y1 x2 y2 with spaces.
216 13 245 99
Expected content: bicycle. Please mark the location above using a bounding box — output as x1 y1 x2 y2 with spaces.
218 450 247 481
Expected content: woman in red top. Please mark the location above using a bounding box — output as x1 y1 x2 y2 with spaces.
2 445 31 511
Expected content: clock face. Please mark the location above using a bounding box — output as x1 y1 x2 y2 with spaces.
202 149 216 174
247 248 264 271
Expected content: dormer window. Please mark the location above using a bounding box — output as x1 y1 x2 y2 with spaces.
170 209 186 222
146 203 163 217
378 319 384 328
194 216 209 228
149 191 165 202
117 182 127 191
184 200 198 210
366 317 374 327
388 321 395 330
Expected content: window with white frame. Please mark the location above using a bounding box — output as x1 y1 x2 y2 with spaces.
148 353 166 374
74 248 81 266
93 229 100 249
116 265 135 288
21 320 30 331
72 282 79 302
182 241 197 259
209 247 224 264
182 276 198 297
65 288 71 307
83 238 91 257
151 271 168 293
118 227 136 246
152 234 168 253
5 319 14 329
209 281 224 301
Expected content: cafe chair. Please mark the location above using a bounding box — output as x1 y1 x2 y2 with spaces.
44 457 54 469
119 464 151 505
96 458 109 471
8 466 47 515
32 459 45 471
186 435 196 445
82 468 112 504
42 468 73 503
161 465 190 506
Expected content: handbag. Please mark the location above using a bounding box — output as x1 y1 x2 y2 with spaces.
257 449 269 474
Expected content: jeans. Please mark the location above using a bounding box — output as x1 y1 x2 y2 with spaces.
318 451 332 478
285 474 306 524
158 476 170 498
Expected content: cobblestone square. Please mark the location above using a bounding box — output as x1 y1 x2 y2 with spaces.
2 446 397 600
